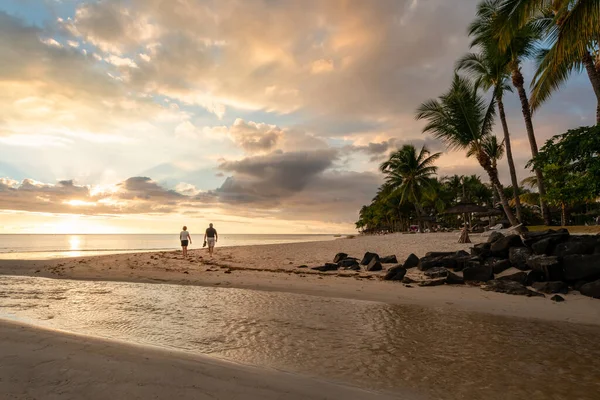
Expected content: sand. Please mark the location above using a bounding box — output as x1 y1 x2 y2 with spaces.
0 320 403 400
1 232 599 325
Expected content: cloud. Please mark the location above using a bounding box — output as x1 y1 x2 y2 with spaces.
227 119 283 154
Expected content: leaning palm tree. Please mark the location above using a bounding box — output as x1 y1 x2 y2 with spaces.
468 135 508 208
380 144 441 232
457 51 524 221
497 0 600 123
416 74 519 226
469 0 551 225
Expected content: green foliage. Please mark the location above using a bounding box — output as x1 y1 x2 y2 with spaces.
529 125 600 206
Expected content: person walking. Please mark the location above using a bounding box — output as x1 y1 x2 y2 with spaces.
180 226 192 258
204 223 218 257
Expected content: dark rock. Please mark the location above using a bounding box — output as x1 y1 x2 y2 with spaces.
551 295 565 302
527 255 563 281
471 243 491 257
487 231 505 243
509 247 533 271
337 258 360 270
532 281 569 294
360 252 379 265
463 264 493 282
402 276 416 284
580 279 600 299
380 255 398 264
455 250 470 257
418 279 446 287
531 233 570 255
383 265 407 281
497 271 528 285
297 265 309 268
424 267 449 279
445 271 465 285
453 255 473 272
490 235 524 257
563 254 600 281
553 236 598 257
572 280 588 291
526 270 546 286
481 280 545 297
425 251 455 257
484 258 512 274
419 255 457 271
311 263 339 272
365 258 383 271
404 284 413 288
522 229 557 247
333 253 349 263
403 253 420 269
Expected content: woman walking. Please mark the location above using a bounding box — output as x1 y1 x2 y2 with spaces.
180 226 192 258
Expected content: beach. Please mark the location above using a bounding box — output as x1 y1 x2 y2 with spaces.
2 232 600 400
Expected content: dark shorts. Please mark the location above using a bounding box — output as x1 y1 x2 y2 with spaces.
181 240 189 247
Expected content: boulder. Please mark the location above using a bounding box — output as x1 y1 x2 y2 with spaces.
487 231 505 243
527 255 563 281
311 263 339 272
333 253 349 263
338 258 360 270
580 280 600 299
360 252 379 266
383 265 407 281
471 243 491 258
402 276 416 284
531 233 570 255
553 236 598 257
490 235 524 257
522 229 556 247
425 251 455 257
403 253 420 269
551 295 565 302
365 258 383 271
509 247 533 271
423 267 449 279
445 271 465 285
418 279 446 287
463 264 493 282
481 280 545 297
380 255 398 264
418 255 457 271
484 258 512 274
563 254 600 281
455 250 470 257
531 281 569 294
526 270 546 286
497 271 528 285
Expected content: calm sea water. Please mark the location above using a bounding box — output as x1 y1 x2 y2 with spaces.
1 275 599 399
0 234 340 260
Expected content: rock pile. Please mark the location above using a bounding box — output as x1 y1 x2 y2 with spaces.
311 228 600 299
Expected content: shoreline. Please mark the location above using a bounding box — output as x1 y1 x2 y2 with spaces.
0 319 402 400
1 232 599 325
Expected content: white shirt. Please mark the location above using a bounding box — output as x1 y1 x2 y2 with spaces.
180 231 190 240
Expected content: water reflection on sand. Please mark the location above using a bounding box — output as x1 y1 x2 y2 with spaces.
1 275 599 399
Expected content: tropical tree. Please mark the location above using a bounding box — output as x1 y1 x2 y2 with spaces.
456 51 524 221
416 74 519 226
379 144 441 231
469 0 552 225
497 0 600 123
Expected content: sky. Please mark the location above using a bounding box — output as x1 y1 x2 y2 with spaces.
0 0 596 234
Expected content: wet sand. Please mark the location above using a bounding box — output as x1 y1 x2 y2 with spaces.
0 232 598 325
0 320 401 400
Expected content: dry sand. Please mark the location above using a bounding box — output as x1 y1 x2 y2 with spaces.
1 232 599 325
0 320 403 400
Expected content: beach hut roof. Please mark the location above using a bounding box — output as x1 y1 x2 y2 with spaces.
444 202 489 215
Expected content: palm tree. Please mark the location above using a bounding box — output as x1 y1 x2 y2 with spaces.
497 0 600 123
416 74 519 226
380 144 441 232
457 51 524 221
469 0 552 225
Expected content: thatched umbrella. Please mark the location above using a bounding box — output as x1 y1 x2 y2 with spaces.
444 203 489 243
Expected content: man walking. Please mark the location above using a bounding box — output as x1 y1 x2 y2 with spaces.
204 223 218 256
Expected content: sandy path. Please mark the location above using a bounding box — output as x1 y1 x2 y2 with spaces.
0 320 403 400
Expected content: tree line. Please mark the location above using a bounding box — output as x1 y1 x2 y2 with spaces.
357 0 600 232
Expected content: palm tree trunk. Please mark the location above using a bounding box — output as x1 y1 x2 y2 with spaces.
476 151 519 226
511 65 551 225
561 202 567 227
582 52 600 125
497 95 523 222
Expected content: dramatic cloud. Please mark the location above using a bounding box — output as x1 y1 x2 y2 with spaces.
227 119 283 154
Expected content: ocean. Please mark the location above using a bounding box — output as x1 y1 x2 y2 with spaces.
0 234 341 260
